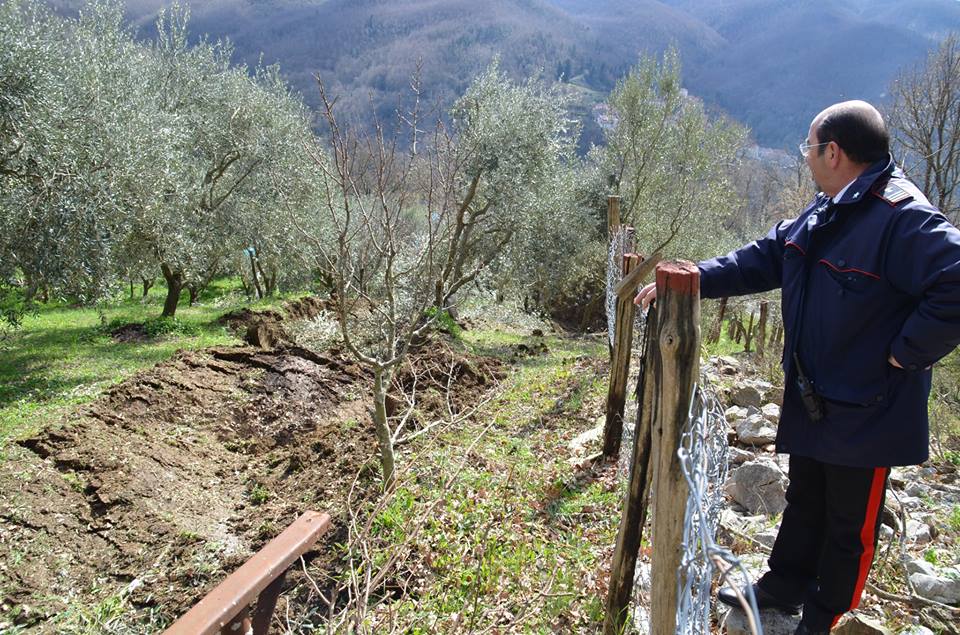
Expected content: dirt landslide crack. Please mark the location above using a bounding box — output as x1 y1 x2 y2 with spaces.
0 337 503 631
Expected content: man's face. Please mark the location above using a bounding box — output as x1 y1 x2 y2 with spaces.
805 120 826 192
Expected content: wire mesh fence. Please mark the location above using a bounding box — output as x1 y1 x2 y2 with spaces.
620 360 763 635
675 381 763 635
606 225 634 347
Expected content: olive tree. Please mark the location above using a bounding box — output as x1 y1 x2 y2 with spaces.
300 65 575 489
232 65 322 299
604 49 747 263
0 1 155 306
0 0 53 324
497 50 747 328
433 62 577 308
494 157 601 321
128 4 317 316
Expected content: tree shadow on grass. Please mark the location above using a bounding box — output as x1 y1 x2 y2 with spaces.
539 453 612 520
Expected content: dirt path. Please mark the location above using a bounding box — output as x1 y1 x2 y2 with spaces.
0 339 501 632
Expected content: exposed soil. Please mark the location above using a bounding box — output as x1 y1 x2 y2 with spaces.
110 323 150 343
0 333 503 632
218 295 333 348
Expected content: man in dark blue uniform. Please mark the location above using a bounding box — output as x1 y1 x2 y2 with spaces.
635 100 960 634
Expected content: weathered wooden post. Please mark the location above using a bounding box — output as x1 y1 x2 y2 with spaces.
603 305 658 635
743 311 755 352
707 297 728 344
649 261 700 634
607 195 621 236
606 195 625 359
603 253 640 458
601 250 662 460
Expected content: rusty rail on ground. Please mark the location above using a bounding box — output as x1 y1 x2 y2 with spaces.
163 510 331 635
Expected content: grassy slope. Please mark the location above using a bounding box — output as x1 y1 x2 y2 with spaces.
344 328 623 632
0 278 300 449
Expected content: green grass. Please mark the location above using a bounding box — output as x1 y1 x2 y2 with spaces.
341 330 619 631
0 278 302 449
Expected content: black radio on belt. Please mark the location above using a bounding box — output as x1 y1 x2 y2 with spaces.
793 353 824 422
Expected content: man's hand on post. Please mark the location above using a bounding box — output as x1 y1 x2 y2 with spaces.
633 282 657 310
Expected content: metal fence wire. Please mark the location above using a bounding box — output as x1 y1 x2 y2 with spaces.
675 381 763 635
606 225 633 347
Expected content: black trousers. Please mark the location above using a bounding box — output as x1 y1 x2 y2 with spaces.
757 455 889 631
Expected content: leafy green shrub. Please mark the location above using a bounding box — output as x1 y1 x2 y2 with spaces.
0 283 30 330
248 483 270 505
142 317 199 338
426 306 462 338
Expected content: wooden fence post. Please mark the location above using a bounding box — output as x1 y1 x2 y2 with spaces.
707 297 727 344
607 195 621 237
743 311 755 352
607 195 625 359
603 305 658 634
603 253 640 458
649 261 700 634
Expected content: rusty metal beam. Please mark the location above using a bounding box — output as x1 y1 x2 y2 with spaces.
163 510 331 635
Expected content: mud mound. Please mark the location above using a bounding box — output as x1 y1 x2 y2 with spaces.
283 296 329 322
390 342 505 426
110 322 149 343
218 296 331 349
1 345 375 631
0 338 502 632
218 307 285 333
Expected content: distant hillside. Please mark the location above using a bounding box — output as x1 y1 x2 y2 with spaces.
559 0 960 146
44 0 960 148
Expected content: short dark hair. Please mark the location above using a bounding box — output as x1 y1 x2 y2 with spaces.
816 106 889 164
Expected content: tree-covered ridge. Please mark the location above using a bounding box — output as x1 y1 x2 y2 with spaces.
45 0 960 148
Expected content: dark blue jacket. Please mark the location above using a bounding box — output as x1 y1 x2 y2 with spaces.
699 156 960 467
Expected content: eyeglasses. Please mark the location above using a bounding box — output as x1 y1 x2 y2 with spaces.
799 141 830 157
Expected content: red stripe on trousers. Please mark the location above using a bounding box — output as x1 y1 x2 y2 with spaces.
831 467 888 628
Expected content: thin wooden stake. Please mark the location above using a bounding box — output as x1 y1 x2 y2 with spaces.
607 195 621 237
613 253 661 302
603 254 640 458
603 306 658 635
757 300 769 358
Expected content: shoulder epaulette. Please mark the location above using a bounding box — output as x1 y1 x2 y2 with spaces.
872 179 916 206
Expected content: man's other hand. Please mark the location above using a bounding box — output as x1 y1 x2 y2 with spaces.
634 282 657 310
888 354 932 370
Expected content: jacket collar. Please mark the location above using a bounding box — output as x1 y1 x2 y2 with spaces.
830 154 896 206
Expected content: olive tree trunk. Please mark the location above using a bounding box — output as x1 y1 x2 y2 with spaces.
372 367 396 491
160 263 185 318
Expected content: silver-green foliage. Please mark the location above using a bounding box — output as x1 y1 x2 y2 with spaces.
0 0 322 319
453 62 595 311
436 61 578 306
0 1 136 303
604 49 747 263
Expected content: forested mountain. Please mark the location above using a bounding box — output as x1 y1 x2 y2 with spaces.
45 0 960 148
655 0 960 146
